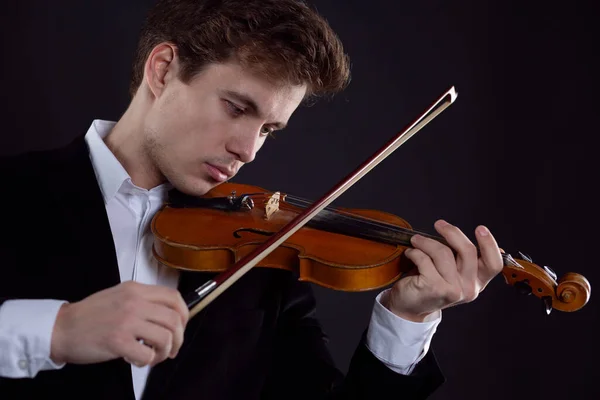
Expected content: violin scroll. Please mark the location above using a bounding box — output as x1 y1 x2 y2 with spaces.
500 253 591 314
556 272 591 312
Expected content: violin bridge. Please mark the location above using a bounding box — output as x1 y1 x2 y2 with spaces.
264 192 281 220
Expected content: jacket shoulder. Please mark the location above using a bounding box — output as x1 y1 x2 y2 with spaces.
0 135 88 200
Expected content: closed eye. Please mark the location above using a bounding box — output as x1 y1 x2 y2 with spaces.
224 100 244 117
224 98 281 139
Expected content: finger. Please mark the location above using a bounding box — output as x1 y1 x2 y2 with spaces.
404 248 461 307
135 284 190 326
433 220 478 284
410 232 460 286
122 340 155 368
474 225 504 287
404 248 446 285
142 303 185 358
133 320 173 366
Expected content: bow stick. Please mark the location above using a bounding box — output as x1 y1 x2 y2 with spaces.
184 86 458 318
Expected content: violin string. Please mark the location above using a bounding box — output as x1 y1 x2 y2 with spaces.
249 193 512 266
250 192 403 233
281 195 511 263
285 195 427 235
281 194 411 231
271 194 444 243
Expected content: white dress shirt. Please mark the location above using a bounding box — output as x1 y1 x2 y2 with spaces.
0 119 441 399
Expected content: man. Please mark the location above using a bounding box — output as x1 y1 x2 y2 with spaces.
0 0 504 399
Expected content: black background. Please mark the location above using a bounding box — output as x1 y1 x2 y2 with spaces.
1 1 598 399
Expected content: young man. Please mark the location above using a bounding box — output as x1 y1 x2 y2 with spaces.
0 0 503 399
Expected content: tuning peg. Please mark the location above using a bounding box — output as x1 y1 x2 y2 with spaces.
543 265 557 281
542 296 553 315
518 251 533 262
515 251 558 281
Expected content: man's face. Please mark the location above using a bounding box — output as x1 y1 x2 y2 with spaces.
143 60 306 196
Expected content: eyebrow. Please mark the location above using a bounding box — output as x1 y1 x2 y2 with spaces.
222 90 288 130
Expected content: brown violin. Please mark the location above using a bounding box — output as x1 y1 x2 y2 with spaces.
149 86 590 318
152 182 590 316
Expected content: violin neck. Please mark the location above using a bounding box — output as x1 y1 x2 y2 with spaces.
300 205 440 248
306 208 414 247
299 203 510 266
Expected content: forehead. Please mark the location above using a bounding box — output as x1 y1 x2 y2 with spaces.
189 61 307 120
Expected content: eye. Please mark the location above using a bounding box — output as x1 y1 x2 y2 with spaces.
224 100 244 117
260 126 276 138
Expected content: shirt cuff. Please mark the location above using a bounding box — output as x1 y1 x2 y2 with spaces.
0 299 68 378
365 289 442 375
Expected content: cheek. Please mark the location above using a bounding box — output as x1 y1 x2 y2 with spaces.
161 118 229 166
148 89 236 162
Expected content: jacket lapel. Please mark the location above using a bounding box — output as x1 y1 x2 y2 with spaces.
47 134 135 398
47 134 122 297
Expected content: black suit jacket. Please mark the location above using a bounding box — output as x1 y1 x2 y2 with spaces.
0 134 444 400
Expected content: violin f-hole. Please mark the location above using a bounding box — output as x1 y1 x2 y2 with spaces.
233 228 276 238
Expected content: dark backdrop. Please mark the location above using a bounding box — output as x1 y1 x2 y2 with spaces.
1 1 598 399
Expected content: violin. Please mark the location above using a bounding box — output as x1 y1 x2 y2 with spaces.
152 182 590 315
150 86 591 317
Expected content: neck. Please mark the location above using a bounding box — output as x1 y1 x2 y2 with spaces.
104 98 165 190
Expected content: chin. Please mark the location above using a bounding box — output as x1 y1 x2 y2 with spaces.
175 177 219 197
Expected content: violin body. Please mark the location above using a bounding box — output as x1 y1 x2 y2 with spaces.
152 183 415 291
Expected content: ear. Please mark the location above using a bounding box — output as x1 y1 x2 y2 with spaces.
144 43 178 99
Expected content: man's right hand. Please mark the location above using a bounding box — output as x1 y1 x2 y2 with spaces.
50 281 189 368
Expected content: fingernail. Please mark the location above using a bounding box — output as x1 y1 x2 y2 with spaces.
410 235 420 245
477 226 489 236
437 220 450 227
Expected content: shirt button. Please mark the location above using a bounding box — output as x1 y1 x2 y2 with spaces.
18 359 28 370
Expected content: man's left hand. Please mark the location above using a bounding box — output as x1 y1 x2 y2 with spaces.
383 219 504 322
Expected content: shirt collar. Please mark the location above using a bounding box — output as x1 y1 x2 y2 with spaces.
84 119 172 203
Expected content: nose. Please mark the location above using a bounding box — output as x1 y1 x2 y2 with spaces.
226 128 261 163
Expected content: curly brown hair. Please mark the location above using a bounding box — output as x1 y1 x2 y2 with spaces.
129 0 351 101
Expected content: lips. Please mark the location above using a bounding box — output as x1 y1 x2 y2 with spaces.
205 163 234 182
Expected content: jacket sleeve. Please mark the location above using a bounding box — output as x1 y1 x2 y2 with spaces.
0 154 14 308
259 277 445 400
0 154 68 378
